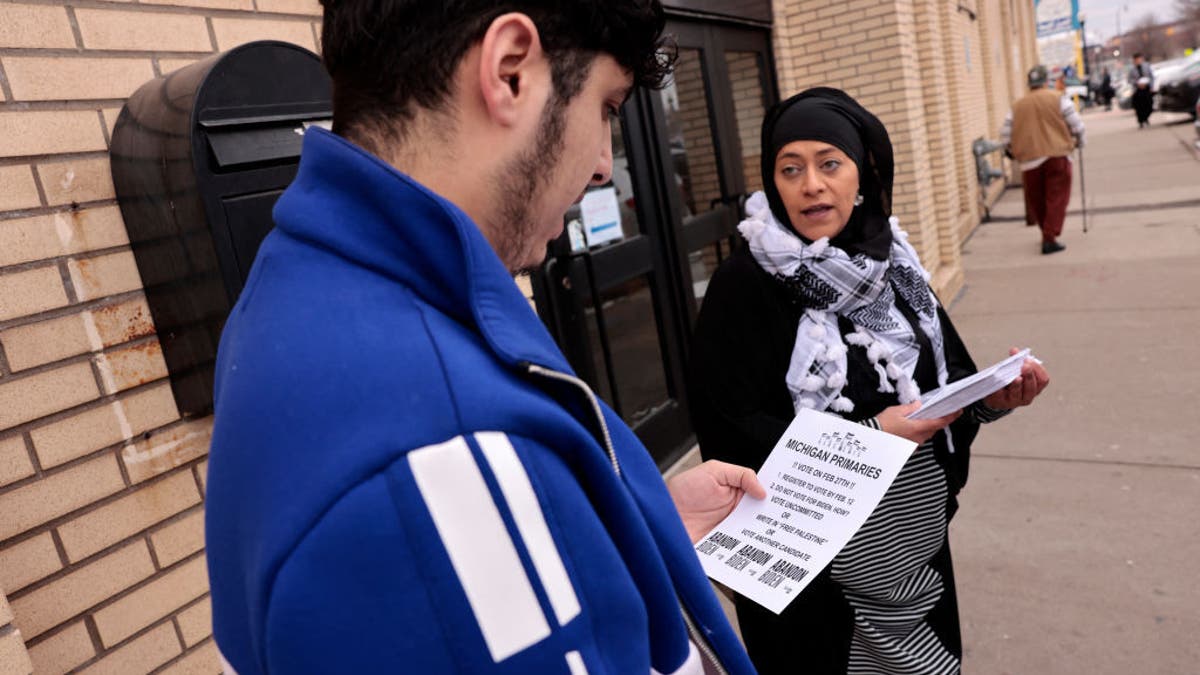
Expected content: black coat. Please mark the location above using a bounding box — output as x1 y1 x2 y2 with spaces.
687 246 984 673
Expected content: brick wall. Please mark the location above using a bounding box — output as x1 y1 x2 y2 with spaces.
0 0 321 672
0 586 34 674
916 0 964 281
771 0 1038 299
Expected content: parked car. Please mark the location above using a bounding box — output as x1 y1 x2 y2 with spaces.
1157 57 1200 117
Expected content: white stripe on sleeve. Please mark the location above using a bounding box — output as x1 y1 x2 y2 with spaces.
566 650 590 675
409 436 551 662
476 432 582 627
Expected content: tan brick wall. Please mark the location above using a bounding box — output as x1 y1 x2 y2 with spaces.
915 0 964 286
0 586 35 675
771 0 1037 299
0 0 322 671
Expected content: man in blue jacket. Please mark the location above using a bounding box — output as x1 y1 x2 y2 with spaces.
205 2 764 673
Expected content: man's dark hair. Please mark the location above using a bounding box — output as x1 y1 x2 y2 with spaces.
1133 52 1144 59
319 1 674 146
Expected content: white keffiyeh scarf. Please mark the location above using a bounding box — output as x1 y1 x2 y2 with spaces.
738 191 949 416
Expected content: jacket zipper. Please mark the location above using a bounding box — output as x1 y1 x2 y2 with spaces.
680 599 729 675
522 362 620 476
521 361 729 675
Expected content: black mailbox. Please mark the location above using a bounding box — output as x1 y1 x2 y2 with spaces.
110 40 332 417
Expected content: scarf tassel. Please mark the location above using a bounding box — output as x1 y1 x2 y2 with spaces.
812 343 828 361
867 342 891 363
830 396 854 413
800 375 825 392
874 363 895 393
845 331 872 347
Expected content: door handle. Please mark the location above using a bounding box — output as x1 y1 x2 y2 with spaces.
709 192 749 213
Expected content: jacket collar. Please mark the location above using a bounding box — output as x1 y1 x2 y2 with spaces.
274 127 574 374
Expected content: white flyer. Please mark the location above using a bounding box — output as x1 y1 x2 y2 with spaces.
907 348 1037 420
695 408 916 614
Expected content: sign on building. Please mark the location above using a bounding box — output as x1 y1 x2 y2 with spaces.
1035 0 1079 38
1035 0 1081 71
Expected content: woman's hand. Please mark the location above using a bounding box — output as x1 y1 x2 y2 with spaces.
982 347 1051 410
876 402 961 444
667 460 767 543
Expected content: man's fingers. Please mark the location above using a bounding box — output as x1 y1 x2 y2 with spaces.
707 461 766 499
734 466 767 499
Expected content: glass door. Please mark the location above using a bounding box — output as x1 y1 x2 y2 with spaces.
531 20 777 467
532 101 693 465
658 22 777 320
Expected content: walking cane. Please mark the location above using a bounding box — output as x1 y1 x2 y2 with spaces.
1077 144 1088 234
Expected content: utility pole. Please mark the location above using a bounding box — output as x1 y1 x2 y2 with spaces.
1115 3 1129 47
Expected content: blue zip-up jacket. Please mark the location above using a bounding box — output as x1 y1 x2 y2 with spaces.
205 128 756 675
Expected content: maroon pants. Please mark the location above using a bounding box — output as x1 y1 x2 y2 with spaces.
1022 157 1072 243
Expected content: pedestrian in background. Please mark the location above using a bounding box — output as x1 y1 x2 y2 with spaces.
1101 67 1115 111
1129 52 1155 128
204 2 764 673
1001 65 1085 255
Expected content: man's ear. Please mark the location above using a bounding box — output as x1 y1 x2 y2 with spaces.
477 13 546 128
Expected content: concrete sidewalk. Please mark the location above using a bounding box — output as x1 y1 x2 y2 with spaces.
948 107 1200 674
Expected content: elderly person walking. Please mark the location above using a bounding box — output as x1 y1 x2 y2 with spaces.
687 87 1051 674
1001 65 1085 255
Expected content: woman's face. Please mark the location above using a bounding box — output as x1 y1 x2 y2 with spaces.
773 140 860 241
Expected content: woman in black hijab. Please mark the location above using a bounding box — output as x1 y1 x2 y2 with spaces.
688 88 1050 673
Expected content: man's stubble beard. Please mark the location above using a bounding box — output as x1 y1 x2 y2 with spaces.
492 93 568 276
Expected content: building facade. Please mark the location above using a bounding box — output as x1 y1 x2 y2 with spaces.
0 1 1036 672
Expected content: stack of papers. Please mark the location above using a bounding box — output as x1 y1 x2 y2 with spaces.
908 349 1036 420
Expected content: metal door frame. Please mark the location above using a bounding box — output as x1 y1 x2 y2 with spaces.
532 18 779 467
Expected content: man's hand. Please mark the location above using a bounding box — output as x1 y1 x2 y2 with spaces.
983 347 1050 410
876 403 961 444
667 460 766 543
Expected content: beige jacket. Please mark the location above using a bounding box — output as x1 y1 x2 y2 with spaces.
1003 88 1078 163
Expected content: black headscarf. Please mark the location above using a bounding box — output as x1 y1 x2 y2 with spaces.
761 87 895 260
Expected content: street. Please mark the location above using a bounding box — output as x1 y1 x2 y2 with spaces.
950 107 1200 674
